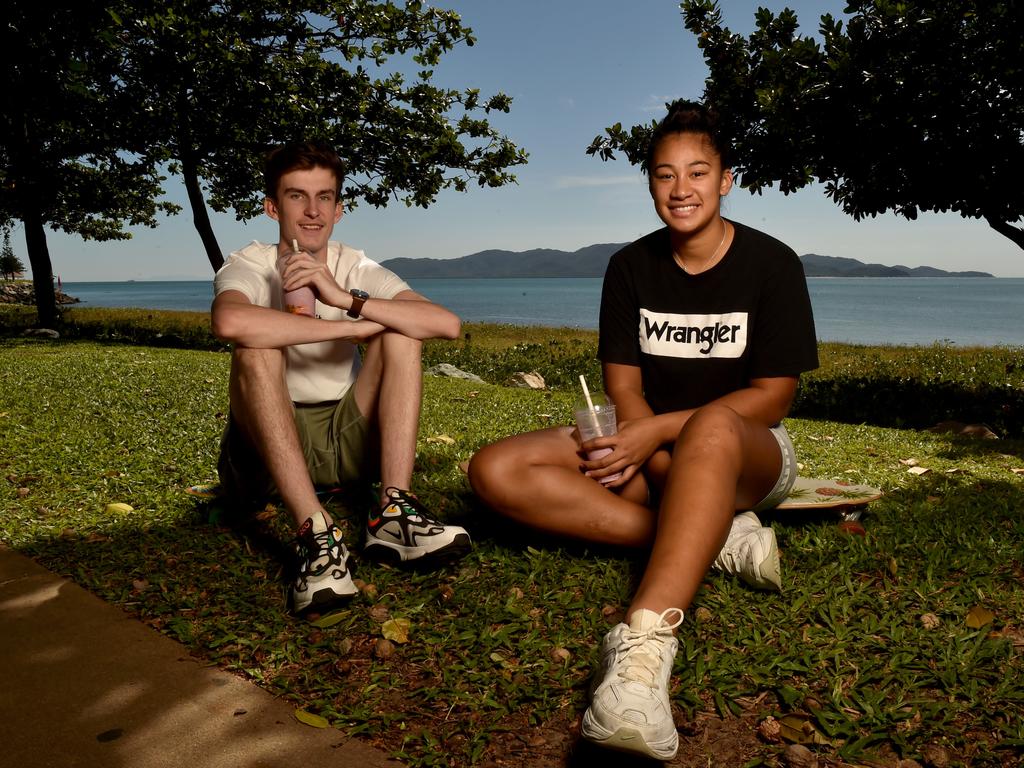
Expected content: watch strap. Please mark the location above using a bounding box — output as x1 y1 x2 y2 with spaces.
347 290 368 318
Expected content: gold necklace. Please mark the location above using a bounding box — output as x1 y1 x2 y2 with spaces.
677 218 728 275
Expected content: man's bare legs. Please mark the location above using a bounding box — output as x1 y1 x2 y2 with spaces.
228 346 323 528
351 330 422 505
227 329 423 524
354 330 472 563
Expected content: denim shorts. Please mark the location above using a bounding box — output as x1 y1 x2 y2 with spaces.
751 423 798 513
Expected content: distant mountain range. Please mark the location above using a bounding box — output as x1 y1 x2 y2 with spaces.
799 253 991 278
382 244 993 279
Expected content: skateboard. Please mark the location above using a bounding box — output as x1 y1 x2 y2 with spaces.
774 476 883 522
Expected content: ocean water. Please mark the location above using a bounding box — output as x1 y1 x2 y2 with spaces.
59 276 1024 347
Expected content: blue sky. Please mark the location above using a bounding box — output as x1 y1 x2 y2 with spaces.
30 0 1024 279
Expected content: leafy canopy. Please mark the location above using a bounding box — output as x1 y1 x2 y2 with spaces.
0 1 179 242
116 0 528 221
588 1 1024 248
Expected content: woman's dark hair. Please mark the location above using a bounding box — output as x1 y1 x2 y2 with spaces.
264 141 346 199
644 100 733 173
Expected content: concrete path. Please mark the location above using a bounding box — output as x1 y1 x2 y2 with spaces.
0 545 400 768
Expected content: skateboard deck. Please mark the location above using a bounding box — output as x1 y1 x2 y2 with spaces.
775 476 883 510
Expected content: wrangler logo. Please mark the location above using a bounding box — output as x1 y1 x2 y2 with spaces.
638 310 748 358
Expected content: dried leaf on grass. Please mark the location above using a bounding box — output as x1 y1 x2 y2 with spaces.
309 612 347 629
989 627 1024 648
966 605 995 629
382 618 411 643
294 709 329 728
778 713 833 745
426 434 456 445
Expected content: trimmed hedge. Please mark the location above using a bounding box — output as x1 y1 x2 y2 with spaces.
3 305 1022 436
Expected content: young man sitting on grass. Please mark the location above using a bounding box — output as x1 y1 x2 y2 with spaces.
211 141 470 617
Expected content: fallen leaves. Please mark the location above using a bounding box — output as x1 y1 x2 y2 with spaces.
294 709 329 728
548 646 570 663
758 714 831 746
309 612 347 629
898 457 932 475
837 520 866 536
425 434 456 445
381 618 411 644
966 605 995 629
374 638 395 659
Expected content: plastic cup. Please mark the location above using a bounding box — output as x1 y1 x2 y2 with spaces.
278 242 316 316
574 403 623 484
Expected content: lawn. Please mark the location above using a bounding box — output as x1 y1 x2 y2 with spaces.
1 335 1022 767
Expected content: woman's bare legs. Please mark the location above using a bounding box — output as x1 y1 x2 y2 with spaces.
468 426 654 546
627 404 782 618
472 404 786 760
470 403 783 615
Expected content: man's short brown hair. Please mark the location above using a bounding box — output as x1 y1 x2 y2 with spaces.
264 141 346 200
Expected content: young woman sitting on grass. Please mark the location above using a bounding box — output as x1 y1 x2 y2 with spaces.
468 100 819 760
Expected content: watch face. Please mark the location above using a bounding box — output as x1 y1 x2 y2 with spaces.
351 289 369 299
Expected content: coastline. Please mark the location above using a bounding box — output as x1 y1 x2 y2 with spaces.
0 281 79 306
5 277 1024 348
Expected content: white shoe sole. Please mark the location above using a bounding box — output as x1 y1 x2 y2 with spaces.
580 710 678 760
364 531 471 564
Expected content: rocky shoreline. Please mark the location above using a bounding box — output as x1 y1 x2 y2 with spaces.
1 282 79 306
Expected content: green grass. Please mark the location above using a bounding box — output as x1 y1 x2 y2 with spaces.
2 334 1023 767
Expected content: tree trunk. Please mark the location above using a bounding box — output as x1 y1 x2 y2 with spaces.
985 216 1024 250
178 127 224 272
22 206 57 327
182 158 225 272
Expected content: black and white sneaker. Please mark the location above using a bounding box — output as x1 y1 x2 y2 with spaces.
291 511 358 616
364 487 471 565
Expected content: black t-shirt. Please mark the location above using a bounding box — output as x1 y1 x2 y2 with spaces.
598 220 819 415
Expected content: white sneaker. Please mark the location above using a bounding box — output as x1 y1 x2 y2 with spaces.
581 607 683 760
713 511 781 591
291 510 358 616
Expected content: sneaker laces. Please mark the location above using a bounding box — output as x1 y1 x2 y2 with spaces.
616 608 684 686
297 515 343 577
381 487 440 524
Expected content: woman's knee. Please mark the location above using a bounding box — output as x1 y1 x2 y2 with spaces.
468 429 575 504
468 440 523 502
675 404 745 454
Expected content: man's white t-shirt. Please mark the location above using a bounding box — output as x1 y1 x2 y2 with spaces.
214 240 411 403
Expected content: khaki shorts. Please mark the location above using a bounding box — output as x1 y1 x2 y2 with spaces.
751 423 798 513
217 386 378 508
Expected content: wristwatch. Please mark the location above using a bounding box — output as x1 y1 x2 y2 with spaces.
347 288 369 318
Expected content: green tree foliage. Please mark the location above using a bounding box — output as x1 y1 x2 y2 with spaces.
1 1 178 326
1 231 27 280
588 1 1024 249
1 1 525 326
115 0 528 270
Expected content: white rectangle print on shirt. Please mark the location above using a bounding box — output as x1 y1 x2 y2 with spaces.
638 309 748 358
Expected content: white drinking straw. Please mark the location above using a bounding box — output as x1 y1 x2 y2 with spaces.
292 238 299 253
579 374 595 411
579 374 601 434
